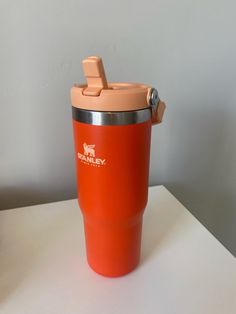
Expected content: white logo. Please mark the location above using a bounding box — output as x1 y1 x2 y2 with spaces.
78 142 106 167
83 143 95 157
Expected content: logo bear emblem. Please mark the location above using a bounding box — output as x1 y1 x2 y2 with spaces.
83 143 95 157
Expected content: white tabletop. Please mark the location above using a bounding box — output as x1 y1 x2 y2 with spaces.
0 186 235 314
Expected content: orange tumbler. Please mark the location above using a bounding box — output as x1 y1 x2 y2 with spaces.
71 56 166 277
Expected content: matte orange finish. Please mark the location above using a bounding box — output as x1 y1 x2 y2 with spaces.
73 119 151 277
71 56 166 277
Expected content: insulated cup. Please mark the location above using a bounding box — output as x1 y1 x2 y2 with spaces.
71 56 166 277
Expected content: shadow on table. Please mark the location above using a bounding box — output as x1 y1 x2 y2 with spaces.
141 194 184 264
0 186 76 210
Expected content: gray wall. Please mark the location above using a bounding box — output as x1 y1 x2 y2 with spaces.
0 1 235 255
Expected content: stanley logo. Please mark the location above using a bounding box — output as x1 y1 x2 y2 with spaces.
78 143 106 167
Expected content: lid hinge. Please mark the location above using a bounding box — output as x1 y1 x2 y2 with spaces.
148 88 166 124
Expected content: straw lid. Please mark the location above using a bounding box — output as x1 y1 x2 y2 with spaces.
71 56 166 124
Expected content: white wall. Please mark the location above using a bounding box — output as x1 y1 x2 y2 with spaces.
0 0 235 255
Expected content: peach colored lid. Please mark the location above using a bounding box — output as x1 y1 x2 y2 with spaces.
71 56 166 123
71 82 153 111
71 56 152 111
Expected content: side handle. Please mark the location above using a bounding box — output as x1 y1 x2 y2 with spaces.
147 88 166 125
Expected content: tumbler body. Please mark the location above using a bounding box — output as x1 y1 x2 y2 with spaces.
73 119 151 276
71 56 165 277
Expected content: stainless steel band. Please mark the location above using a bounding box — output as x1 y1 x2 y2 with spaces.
72 106 151 126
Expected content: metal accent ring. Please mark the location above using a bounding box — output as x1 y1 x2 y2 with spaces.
72 106 151 126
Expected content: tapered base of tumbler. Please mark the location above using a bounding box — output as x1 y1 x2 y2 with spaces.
83 216 143 277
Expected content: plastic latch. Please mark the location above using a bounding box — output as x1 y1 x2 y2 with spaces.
82 56 108 96
148 88 166 125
